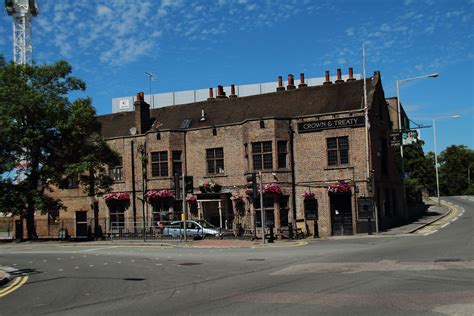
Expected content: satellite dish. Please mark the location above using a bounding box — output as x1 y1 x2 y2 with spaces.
129 127 137 135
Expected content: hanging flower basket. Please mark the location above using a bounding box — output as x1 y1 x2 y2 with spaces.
302 191 315 200
186 195 197 204
104 192 130 208
263 183 282 195
199 180 221 193
328 181 351 194
145 190 175 202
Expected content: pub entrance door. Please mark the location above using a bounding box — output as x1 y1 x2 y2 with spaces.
330 193 353 236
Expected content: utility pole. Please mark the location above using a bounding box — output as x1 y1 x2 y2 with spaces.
259 171 265 245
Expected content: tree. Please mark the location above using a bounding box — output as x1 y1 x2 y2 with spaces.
438 145 474 196
402 140 436 201
62 131 119 239
0 57 111 239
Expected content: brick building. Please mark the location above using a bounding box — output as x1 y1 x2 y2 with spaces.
20 68 408 239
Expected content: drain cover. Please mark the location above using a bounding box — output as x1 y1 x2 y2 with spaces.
178 262 203 266
247 258 265 262
434 258 462 262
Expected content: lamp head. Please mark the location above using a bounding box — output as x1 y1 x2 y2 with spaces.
428 73 439 78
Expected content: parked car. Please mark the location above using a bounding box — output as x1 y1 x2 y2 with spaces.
161 220 226 239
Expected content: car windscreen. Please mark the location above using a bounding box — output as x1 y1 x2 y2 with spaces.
196 220 217 229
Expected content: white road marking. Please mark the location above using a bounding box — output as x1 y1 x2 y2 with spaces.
156 263 163 266
58 269 63 271
57 258 61 260
131 260 135 263
13 264 17 266
28 261 32 264
451 218 458 222
103 263 108 265
117 261 122 264
441 223 449 228
89 265 94 267
424 230 438 236
74 267 79 269
43 259 47 262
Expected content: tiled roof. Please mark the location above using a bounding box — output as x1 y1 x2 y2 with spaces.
98 76 377 139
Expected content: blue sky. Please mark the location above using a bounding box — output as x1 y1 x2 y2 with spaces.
0 0 473 154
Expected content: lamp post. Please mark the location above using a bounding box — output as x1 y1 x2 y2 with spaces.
396 73 438 217
433 115 460 206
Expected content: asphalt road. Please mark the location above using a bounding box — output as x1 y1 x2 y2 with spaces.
0 196 473 315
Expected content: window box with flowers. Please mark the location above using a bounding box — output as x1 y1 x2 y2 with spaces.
146 190 175 224
145 190 175 203
104 192 130 208
263 182 282 195
199 180 222 193
302 191 318 220
328 181 351 194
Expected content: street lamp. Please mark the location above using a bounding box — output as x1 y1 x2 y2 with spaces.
396 73 438 217
433 115 460 206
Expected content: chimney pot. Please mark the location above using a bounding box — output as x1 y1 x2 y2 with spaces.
277 75 286 91
207 87 215 100
298 73 308 88
229 84 237 97
287 74 296 90
347 67 355 81
335 68 343 83
216 85 227 99
324 70 332 85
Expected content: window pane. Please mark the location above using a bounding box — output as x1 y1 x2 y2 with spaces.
151 152 159 162
262 141 272 153
253 155 262 170
160 152 167 161
151 163 160 177
207 160 215 174
327 138 337 149
161 162 168 177
252 143 262 153
172 151 181 161
173 162 182 175
263 153 273 169
216 159 224 173
338 137 349 149
328 150 338 166
340 149 349 164
278 153 287 169
278 141 287 153
215 148 224 158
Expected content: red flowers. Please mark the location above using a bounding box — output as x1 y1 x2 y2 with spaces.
104 192 130 202
263 183 282 194
145 190 175 201
302 191 315 200
328 181 351 193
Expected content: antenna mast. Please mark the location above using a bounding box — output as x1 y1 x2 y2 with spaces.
5 0 39 64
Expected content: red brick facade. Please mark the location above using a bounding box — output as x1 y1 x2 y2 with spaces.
24 70 407 239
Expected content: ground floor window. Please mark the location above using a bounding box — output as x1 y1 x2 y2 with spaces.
151 198 173 225
255 196 275 227
109 205 125 229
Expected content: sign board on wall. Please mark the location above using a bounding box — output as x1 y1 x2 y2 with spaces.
357 197 374 219
304 199 318 220
298 116 365 133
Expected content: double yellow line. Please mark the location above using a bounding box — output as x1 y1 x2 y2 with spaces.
0 275 29 298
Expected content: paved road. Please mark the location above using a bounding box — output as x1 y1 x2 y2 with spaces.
0 196 473 315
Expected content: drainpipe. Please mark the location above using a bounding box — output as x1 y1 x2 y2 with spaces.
131 140 137 232
288 121 297 237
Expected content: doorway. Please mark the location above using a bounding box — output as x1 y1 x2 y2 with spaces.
15 220 23 240
330 193 353 236
75 211 88 239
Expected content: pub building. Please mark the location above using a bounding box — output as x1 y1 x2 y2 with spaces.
22 68 409 239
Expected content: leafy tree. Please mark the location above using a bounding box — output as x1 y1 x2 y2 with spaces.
438 145 474 196
402 140 436 201
0 57 114 239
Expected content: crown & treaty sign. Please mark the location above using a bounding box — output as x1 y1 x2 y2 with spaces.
297 116 365 133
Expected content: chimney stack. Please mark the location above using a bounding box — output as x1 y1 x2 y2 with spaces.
347 67 355 81
323 70 332 85
335 68 344 83
216 85 227 99
287 74 296 90
229 84 237 98
298 73 307 88
277 76 286 91
207 87 215 101
134 91 150 134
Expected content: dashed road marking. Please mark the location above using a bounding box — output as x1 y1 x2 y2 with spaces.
441 223 449 228
89 265 94 267
424 230 437 236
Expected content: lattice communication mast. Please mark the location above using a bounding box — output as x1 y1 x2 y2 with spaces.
4 0 39 64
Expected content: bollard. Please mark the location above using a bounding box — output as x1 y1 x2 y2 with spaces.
288 222 294 239
313 220 319 238
368 218 373 235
